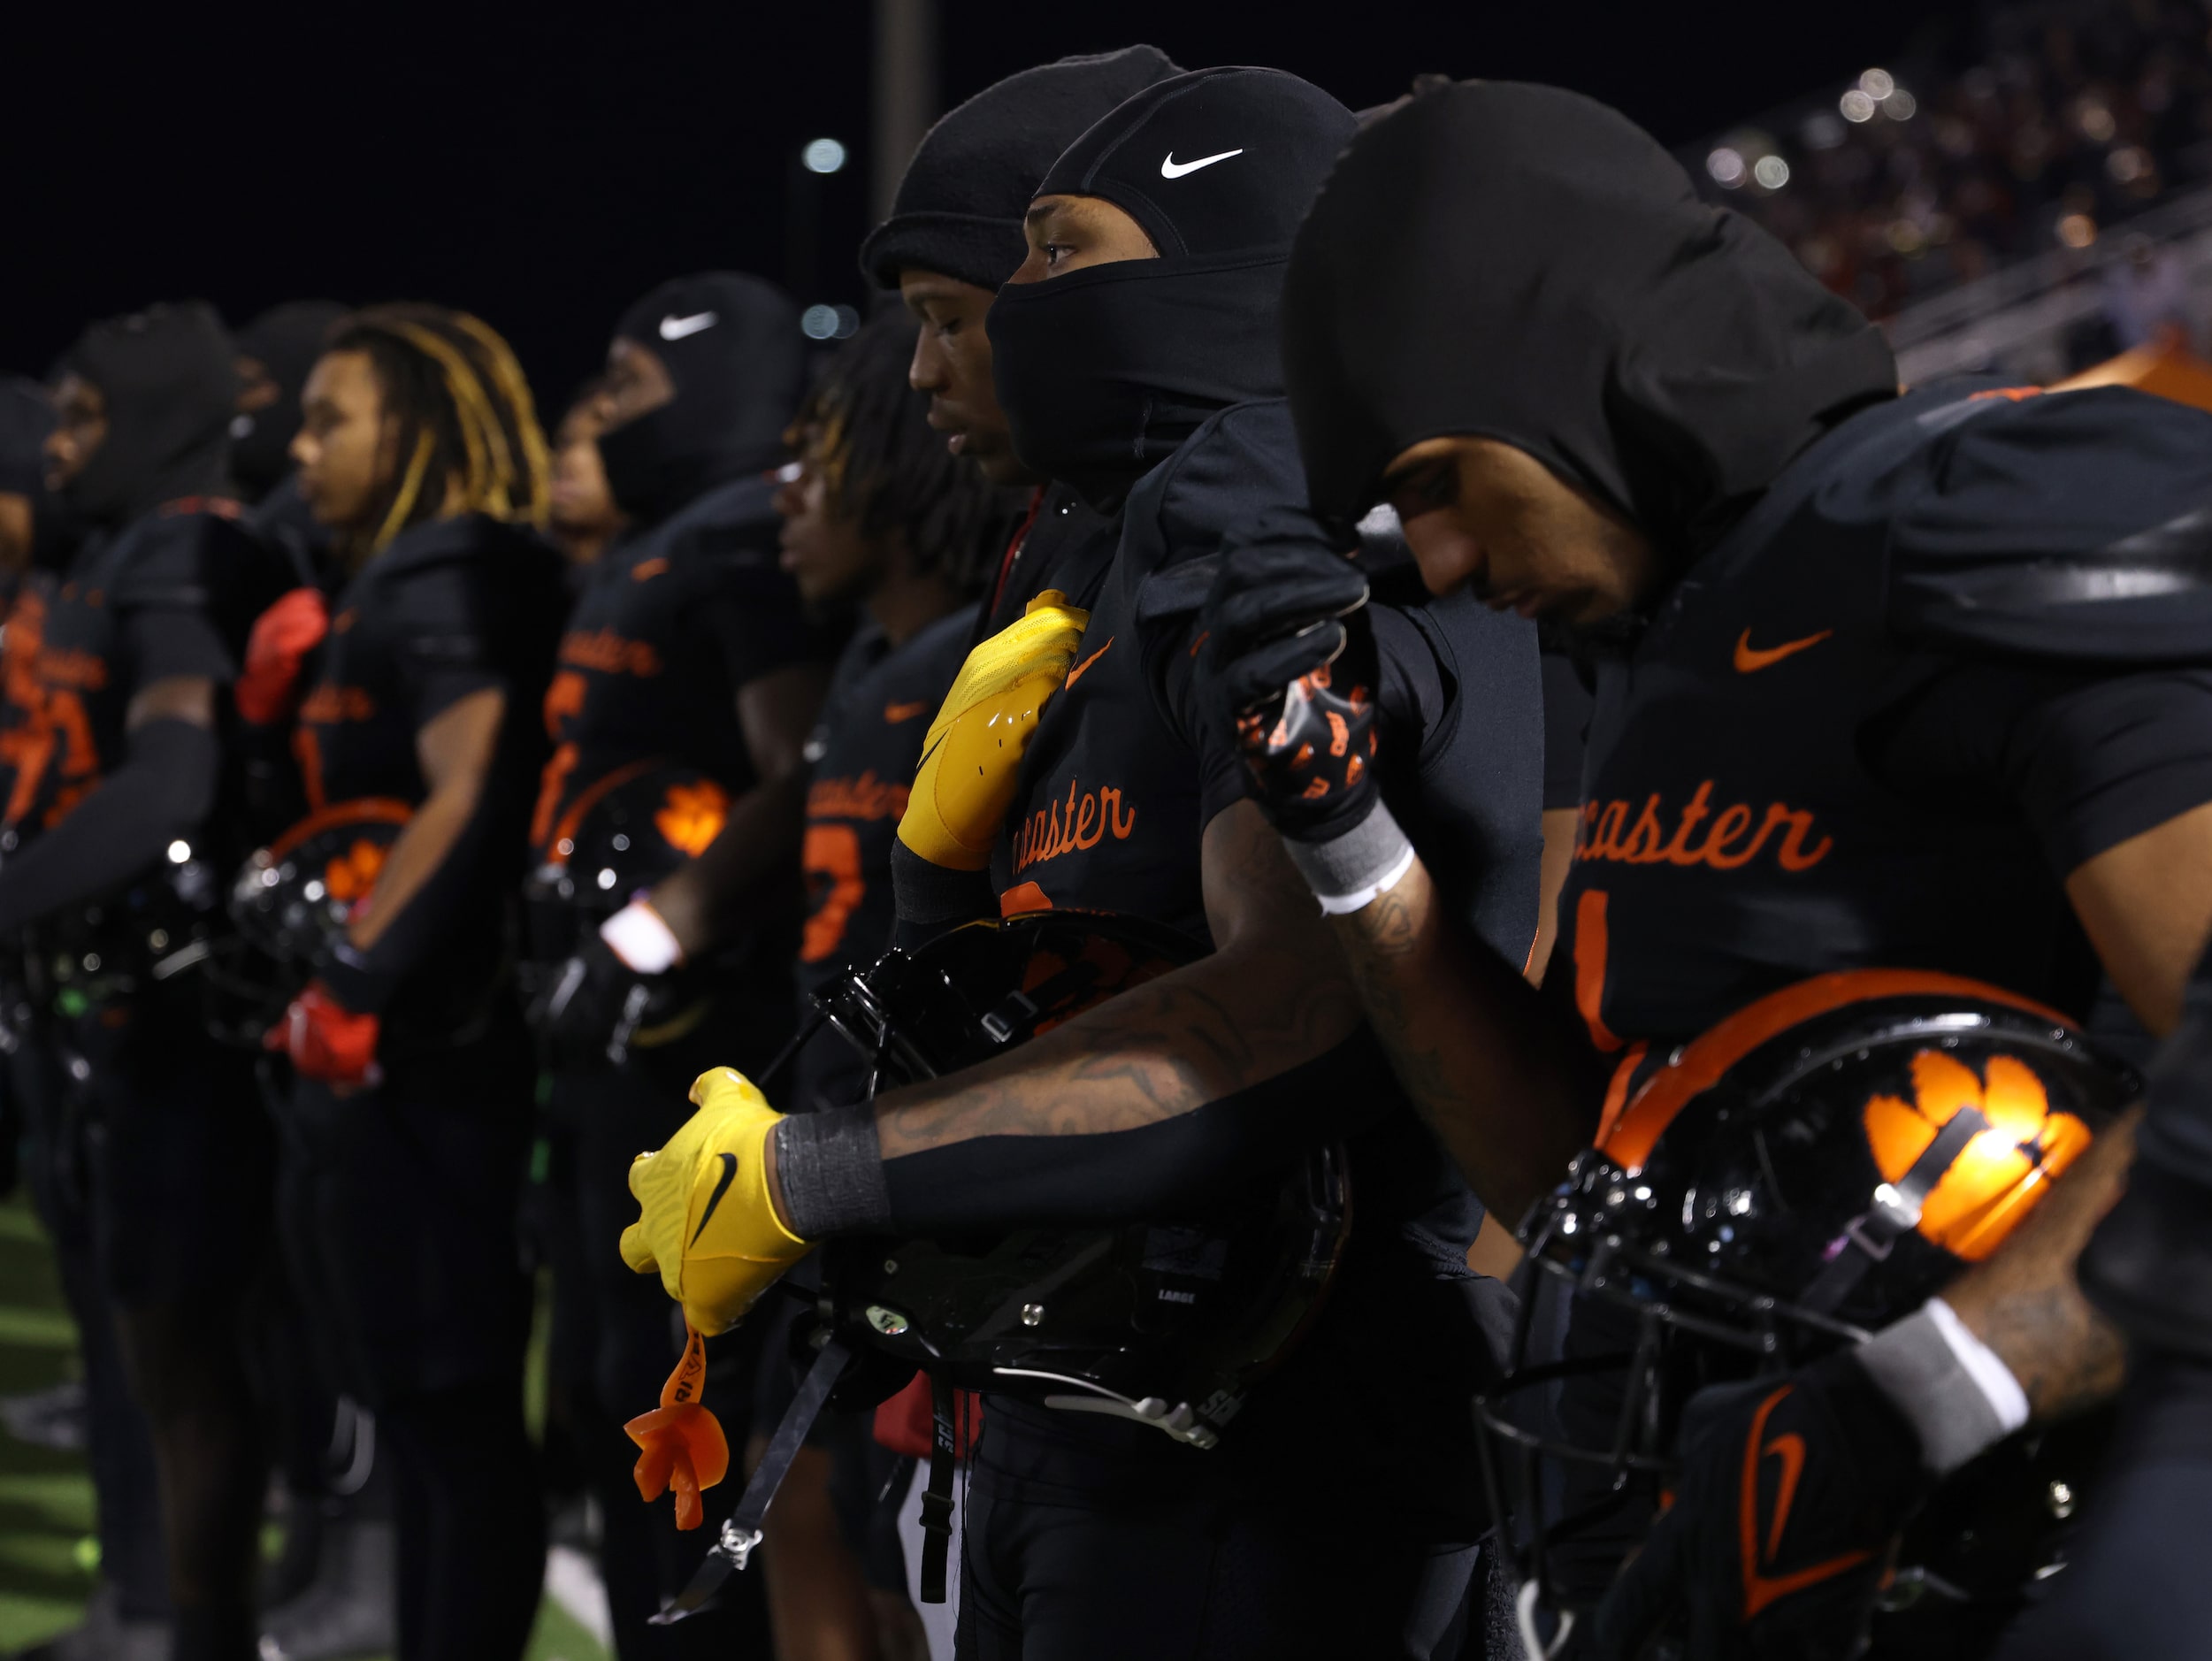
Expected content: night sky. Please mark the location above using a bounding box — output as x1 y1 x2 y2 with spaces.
5 0 1976 404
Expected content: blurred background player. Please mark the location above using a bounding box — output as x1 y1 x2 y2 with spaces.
754 303 1009 1661
0 302 292 1661
525 271 832 1659
251 303 567 1661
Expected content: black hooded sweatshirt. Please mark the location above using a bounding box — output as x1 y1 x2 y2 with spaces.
0 302 289 936
1285 80 2212 1082
535 275 832 981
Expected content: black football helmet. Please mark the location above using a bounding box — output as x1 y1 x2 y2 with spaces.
794 908 1352 1449
1481 969 2133 1640
522 760 735 1060
212 798 410 1043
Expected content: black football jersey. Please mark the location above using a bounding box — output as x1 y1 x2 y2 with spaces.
532 475 829 855
6 500 286 838
1554 381 2212 1098
296 513 565 1015
792 605 977 1112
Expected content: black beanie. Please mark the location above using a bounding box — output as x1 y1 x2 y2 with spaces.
859 45 1183 292
60 300 238 528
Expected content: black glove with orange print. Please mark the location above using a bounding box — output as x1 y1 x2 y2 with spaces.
1588 1354 1931 1661
1199 529 1377 844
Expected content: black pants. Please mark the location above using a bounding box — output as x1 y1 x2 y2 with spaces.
953 1231 1498 1660
11 1030 169 1624
956 1460 1480 1660
275 1010 541 1661
44 985 280 1660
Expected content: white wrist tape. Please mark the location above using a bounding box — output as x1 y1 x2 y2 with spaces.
1282 801 1417 916
600 898 684 975
1855 1297 2030 1475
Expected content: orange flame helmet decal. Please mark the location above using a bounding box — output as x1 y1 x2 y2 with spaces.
322 838 389 906
1862 1048 2092 1261
655 780 730 859
1592 968 2124 1271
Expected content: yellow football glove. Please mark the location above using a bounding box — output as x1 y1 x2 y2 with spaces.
897 589 1090 870
618 1068 812 1336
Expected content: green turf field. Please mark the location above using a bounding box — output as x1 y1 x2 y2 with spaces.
0 1193 609 1661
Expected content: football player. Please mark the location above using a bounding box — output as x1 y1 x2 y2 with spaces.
624 68 1547 1657
255 303 567 1660
1221 78 2212 1657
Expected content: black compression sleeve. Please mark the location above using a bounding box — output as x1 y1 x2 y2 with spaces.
776 1030 1393 1237
0 718 217 934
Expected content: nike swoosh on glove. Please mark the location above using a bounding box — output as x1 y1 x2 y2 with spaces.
619 1067 812 1336
1588 1353 1931 1661
897 589 1089 871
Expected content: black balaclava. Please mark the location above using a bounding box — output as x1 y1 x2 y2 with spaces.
987 67 1357 509
1283 80 1897 557
231 298 347 500
60 300 239 530
596 272 803 524
860 46 1183 291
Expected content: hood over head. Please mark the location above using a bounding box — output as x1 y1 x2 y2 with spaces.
231 298 348 500
597 271 802 524
860 45 1183 292
1282 80 1898 555
60 300 239 528
987 66 1356 509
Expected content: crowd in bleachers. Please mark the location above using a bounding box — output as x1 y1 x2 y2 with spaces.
1698 0 2212 318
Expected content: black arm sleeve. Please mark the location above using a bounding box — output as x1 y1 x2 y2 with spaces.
0 716 217 934
776 1030 1394 1237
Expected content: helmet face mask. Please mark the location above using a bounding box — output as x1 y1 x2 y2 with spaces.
520 762 735 1056
795 909 1353 1448
1479 972 2135 1621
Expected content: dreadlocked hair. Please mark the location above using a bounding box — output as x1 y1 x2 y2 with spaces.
800 305 1003 596
329 303 551 563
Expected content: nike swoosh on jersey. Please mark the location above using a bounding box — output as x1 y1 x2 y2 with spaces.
690 1152 739 1247
1062 637 1114 691
660 311 718 341
1733 628 1834 673
1160 148 1244 179
884 700 930 723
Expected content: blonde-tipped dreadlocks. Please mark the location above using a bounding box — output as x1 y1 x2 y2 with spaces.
329 303 551 562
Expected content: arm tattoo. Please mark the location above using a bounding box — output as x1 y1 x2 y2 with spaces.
1947 1109 2138 1423
874 804 1362 1160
